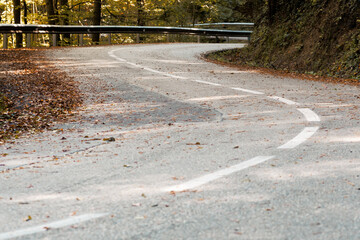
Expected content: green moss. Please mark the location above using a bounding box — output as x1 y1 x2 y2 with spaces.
0 94 7 113
213 0 360 80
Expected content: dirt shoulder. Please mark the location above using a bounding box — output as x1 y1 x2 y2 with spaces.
0 49 82 143
203 49 360 87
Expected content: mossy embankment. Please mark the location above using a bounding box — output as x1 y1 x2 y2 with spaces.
207 0 360 81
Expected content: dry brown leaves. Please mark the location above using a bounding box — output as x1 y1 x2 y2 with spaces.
0 49 82 142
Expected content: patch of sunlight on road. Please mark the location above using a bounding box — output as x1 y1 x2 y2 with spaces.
324 135 360 143
249 159 360 180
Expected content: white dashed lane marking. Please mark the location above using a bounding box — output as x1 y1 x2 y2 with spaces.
108 48 321 191
268 96 299 105
231 87 264 95
278 127 319 149
163 156 275 192
194 80 222 86
297 108 321 122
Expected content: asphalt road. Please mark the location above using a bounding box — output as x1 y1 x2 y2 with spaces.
0 43 359 239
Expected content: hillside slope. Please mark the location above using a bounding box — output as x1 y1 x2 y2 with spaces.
210 0 360 80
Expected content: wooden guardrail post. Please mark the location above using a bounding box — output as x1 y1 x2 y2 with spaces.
52 34 57 47
26 34 31 48
79 34 84 46
108 34 111 45
197 35 200 43
3 34 8 49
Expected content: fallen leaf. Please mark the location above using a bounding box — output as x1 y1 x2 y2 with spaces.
103 137 115 142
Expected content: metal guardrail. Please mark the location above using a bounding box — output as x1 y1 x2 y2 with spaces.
194 22 254 27
0 24 253 48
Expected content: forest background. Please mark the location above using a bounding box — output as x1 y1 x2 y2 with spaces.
1 0 359 80
0 0 259 46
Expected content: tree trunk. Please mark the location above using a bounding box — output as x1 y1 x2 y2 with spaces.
46 0 57 25
23 0 28 24
268 0 277 25
0 5 4 22
136 0 145 42
136 0 145 26
59 0 70 45
92 0 101 44
46 0 60 46
13 0 22 48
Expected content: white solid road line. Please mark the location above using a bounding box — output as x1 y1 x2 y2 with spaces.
163 156 275 192
278 127 319 149
194 80 222 86
162 73 188 79
0 213 108 240
231 87 264 95
297 108 321 122
268 96 298 105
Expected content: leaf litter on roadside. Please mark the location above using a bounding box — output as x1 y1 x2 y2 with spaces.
0 49 82 142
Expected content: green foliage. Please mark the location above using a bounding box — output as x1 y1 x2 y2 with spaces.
1 0 254 26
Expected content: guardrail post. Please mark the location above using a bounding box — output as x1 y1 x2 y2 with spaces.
197 35 200 43
226 36 230 43
248 36 251 42
166 34 170 43
52 34 57 47
3 34 8 49
108 34 111 45
26 34 31 48
79 34 83 46
136 34 140 43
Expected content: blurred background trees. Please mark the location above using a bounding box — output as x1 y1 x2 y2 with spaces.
0 0 264 46
0 0 262 27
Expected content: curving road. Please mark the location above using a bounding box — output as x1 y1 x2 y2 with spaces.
0 43 359 239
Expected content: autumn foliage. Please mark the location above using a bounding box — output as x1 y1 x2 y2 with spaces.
0 50 82 141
